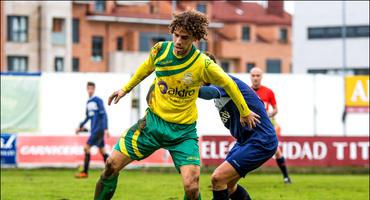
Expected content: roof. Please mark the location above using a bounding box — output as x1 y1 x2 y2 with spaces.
211 1 291 25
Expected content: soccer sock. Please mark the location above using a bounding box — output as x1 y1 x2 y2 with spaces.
276 156 289 178
83 153 91 174
212 189 228 200
103 154 109 163
94 175 118 200
183 192 202 200
230 185 251 200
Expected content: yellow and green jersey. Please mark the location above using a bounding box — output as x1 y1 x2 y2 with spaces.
122 41 250 124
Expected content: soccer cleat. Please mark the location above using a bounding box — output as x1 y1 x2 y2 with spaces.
75 172 88 178
284 177 292 184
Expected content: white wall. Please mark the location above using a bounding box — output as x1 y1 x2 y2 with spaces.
293 1 369 73
109 52 148 73
39 73 132 136
11 73 367 137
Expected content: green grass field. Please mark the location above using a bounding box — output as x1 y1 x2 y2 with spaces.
1 168 369 200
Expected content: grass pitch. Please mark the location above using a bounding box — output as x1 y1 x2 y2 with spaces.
1 168 369 200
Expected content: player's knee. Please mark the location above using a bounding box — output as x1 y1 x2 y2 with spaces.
211 172 224 186
104 157 119 177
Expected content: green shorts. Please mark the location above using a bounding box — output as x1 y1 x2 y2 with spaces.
114 109 200 172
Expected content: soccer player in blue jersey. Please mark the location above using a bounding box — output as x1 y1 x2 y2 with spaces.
200 53 278 200
75 82 110 178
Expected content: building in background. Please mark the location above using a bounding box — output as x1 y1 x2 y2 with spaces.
1 0 292 73
72 1 222 73
293 1 369 74
212 1 292 73
1 1 72 72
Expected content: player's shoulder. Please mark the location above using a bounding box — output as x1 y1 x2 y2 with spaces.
198 52 216 70
151 41 171 58
261 85 275 94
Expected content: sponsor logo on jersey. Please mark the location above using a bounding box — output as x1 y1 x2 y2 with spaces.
157 80 195 98
220 110 230 124
158 80 168 94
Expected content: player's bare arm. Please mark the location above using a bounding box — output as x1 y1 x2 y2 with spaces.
269 106 278 118
108 89 127 105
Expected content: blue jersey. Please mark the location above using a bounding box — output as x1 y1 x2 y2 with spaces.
200 75 276 144
80 96 108 134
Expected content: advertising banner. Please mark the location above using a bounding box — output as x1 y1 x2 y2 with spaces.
201 136 369 167
345 76 369 113
1 133 17 166
1 75 40 132
17 135 173 167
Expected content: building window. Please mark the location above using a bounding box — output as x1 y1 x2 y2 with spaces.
199 40 207 51
117 37 123 51
92 36 103 62
308 25 369 39
52 18 65 45
54 57 64 72
7 56 28 72
7 16 28 42
72 19 79 43
95 0 106 12
149 4 158 14
197 3 207 13
346 26 370 38
266 59 281 73
279 28 288 43
221 61 230 72
139 32 171 51
242 26 250 41
72 57 79 72
246 62 255 72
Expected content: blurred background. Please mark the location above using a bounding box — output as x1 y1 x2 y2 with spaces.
1 0 369 169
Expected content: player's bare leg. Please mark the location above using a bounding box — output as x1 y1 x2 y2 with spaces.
211 161 251 200
180 165 201 200
98 147 109 163
275 147 291 183
94 149 133 200
75 144 91 178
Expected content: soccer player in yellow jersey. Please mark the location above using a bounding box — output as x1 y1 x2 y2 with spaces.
94 10 260 200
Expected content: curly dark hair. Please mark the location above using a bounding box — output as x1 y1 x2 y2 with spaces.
169 10 209 41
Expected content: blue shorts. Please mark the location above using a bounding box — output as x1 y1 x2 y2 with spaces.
226 133 278 177
87 131 105 148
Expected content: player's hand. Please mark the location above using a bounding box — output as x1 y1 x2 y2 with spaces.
104 129 110 138
240 111 261 129
108 89 127 105
75 127 81 135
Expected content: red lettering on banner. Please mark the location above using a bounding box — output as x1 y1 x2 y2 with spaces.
17 135 173 167
16 135 369 167
201 136 369 167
